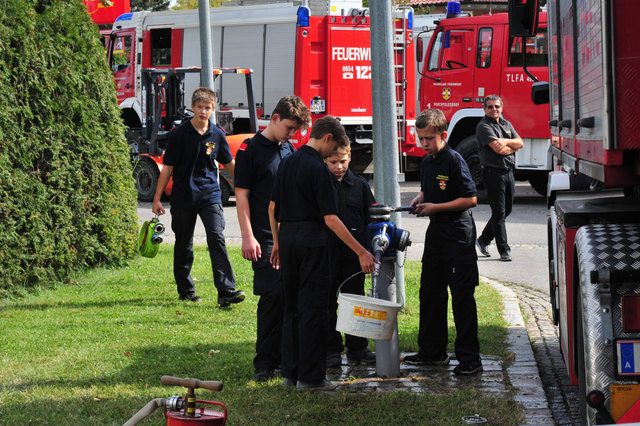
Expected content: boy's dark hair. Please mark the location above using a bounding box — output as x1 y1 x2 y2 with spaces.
415 109 448 134
192 87 216 106
310 115 349 147
483 94 502 107
272 95 311 127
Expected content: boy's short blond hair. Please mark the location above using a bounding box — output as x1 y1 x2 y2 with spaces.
415 109 447 134
330 145 351 156
192 87 216 106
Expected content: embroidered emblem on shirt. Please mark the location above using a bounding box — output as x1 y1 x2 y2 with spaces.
238 141 248 151
206 142 216 155
436 174 449 190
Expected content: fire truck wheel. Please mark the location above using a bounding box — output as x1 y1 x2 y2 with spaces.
576 285 589 425
455 136 482 189
133 159 159 202
220 178 232 206
528 174 548 197
547 216 559 325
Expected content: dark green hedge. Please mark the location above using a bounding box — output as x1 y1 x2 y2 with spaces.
0 0 138 292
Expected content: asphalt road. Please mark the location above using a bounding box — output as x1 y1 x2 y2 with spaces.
139 179 550 293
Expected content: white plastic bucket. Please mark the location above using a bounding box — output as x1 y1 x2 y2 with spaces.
336 293 401 340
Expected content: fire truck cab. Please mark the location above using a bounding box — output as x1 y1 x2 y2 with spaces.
418 5 551 194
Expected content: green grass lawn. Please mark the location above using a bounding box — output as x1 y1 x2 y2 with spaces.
0 246 524 425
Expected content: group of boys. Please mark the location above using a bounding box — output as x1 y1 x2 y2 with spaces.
153 88 504 391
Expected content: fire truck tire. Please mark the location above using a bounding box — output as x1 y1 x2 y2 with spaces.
133 159 159 202
547 216 559 325
220 178 232 206
455 136 482 189
576 285 589 424
528 174 548 197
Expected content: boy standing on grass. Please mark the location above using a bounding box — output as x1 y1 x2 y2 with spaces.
404 109 483 375
324 146 376 368
234 96 310 382
268 115 377 390
152 87 245 307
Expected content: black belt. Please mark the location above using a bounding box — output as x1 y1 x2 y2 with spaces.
429 209 471 223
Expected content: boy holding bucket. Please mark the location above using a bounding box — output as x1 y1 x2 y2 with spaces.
405 109 483 375
324 145 376 367
268 115 377 390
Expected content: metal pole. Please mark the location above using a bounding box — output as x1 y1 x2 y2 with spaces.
198 0 214 90
369 0 403 378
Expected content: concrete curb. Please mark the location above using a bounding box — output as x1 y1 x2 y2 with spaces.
487 278 554 425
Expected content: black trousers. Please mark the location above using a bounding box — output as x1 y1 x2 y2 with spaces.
252 243 283 372
417 253 480 363
479 167 515 255
327 249 368 354
171 203 235 296
279 221 331 383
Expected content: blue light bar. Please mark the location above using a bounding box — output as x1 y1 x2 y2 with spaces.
407 10 413 30
115 12 133 22
446 1 461 18
296 6 310 27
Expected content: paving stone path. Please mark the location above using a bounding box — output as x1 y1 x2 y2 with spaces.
508 283 581 425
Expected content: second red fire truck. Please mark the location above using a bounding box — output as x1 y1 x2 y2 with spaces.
417 4 551 194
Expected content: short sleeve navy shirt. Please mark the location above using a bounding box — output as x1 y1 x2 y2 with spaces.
476 115 520 171
163 119 232 209
420 144 477 203
234 131 296 242
420 144 477 263
271 145 337 222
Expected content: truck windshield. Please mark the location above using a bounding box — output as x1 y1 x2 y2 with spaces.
110 34 132 73
507 30 548 67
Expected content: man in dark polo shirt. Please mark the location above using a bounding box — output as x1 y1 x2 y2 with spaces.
234 96 310 382
475 95 523 262
152 87 245 306
268 115 377 391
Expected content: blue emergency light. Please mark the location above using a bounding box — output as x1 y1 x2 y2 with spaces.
296 6 310 27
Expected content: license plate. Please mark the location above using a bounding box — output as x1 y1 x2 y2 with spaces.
310 99 325 113
617 340 640 376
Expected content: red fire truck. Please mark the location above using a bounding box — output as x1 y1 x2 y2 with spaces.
510 0 640 423
106 1 418 190
417 5 551 194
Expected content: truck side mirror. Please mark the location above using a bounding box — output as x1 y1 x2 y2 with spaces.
416 37 423 63
531 81 549 105
508 0 539 37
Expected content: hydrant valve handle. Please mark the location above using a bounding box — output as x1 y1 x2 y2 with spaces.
160 375 224 392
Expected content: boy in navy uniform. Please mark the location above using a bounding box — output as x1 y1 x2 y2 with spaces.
153 87 245 307
269 115 377 390
324 145 376 367
405 109 482 375
234 96 310 382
